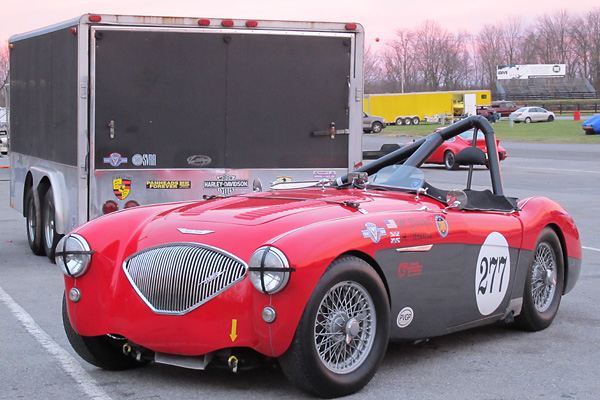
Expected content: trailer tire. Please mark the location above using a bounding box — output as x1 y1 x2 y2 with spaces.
43 190 62 262
403 117 412 125
411 117 420 125
395 117 404 126
25 187 45 256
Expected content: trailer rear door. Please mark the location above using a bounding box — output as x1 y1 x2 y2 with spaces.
91 27 352 171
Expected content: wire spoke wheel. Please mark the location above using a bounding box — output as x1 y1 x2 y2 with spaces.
314 281 375 374
531 242 556 313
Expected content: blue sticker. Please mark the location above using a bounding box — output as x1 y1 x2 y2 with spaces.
361 222 387 244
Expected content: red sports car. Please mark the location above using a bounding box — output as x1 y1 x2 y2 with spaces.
427 128 507 170
57 116 581 398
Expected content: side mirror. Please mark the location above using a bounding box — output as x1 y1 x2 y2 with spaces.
454 147 487 165
445 189 468 211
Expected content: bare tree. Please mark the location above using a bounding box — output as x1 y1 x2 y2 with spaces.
475 24 504 88
0 41 8 107
413 20 452 91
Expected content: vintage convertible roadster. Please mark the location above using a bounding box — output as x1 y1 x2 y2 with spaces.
57 116 581 398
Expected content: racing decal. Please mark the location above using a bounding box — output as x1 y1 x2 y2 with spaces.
187 155 212 167
435 215 449 238
203 174 249 196
313 170 336 180
384 219 397 229
390 231 401 244
475 232 511 316
113 177 132 200
132 153 157 167
398 262 423 278
103 153 127 167
397 307 414 328
275 176 293 183
361 222 387 244
146 180 192 189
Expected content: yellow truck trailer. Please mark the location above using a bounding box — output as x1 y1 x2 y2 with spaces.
364 90 491 125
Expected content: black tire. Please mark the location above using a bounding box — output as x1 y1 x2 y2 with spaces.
547 115 554 122
395 117 404 126
515 228 564 331
525 117 532 123
403 117 412 125
62 295 148 370
278 256 390 398
25 187 44 256
444 151 459 170
42 190 62 261
371 122 383 134
411 117 420 125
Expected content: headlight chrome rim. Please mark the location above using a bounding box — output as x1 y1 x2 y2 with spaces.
248 246 294 294
55 234 94 277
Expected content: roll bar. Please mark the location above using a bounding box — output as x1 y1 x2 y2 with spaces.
338 115 504 195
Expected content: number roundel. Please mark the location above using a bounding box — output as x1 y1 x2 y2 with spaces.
475 232 510 315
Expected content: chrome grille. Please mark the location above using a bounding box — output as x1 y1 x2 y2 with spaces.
123 243 247 315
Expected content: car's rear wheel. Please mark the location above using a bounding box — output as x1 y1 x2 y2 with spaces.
42 190 62 261
371 122 383 133
279 256 389 398
25 187 44 256
62 295 148 370
444 151 459 170
525 117 532 123
515 228 564 331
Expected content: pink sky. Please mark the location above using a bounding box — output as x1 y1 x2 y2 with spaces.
1 0 597 46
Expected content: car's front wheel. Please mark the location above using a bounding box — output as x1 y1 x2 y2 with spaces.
371 122 383 133
279 256 390 398
62 295 148 370
515 228 564 331
547 115 554 122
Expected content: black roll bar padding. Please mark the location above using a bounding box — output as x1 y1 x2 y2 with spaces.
338 115 504 196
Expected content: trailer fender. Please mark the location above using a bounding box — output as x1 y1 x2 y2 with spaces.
29 167 70 235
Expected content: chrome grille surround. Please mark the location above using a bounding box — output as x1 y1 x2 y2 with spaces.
123 243 247 315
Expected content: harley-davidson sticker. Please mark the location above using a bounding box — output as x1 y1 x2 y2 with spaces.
103 153 127 167
146 181 191 189
113 177 131 200
204 174 249 196
361 222 387 244
435 215 449 238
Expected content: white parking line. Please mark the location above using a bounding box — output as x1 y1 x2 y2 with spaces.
0 286 112 400
583 246 600 252
513 166 600 175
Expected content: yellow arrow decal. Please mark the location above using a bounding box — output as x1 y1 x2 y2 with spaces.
230 319 238 342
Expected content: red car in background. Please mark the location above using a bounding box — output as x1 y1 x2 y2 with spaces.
428 128 507 170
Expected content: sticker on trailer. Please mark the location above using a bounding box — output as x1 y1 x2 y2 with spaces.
475 232 510 316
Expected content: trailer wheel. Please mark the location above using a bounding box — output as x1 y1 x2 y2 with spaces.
395 117 404 126
403 117 412 125
25 187 45 256
411 117 420 125
43 190 62 261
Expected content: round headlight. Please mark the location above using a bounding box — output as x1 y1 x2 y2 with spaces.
55 234 93 277
248 247 292 294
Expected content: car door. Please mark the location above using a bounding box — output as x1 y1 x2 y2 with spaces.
378 208 522 339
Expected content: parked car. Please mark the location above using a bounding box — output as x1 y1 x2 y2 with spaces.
0 131 7 155
57 116 581 398
363 112 386 133
509 107 555 123
477 101 520 119
582 114 600 135
429 128 507 170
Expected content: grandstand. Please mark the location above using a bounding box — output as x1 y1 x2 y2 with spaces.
496 77 596 101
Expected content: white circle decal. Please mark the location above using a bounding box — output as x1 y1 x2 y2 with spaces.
397 307 414 328
475 232 510 316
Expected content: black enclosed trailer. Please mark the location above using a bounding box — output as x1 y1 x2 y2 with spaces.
8 14 365 258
